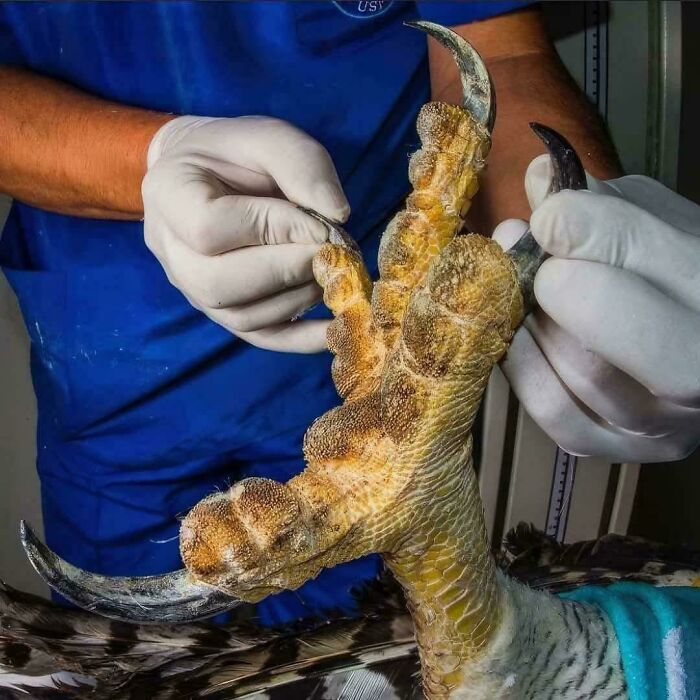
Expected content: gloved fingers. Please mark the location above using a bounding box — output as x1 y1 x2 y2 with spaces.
180 194 330 253
145 161 329 254
206 116 350 223
502 326 697 462
522 154 602 211
491 218 529 250
526 156 700 236
186 276 330 352
524 310 691 437
231 319 330 354
186 153 284 199
535 257 700 408
601 175 700 236
164 237 322 308
531 190 700 312
524 154 554 211
201 282 322 334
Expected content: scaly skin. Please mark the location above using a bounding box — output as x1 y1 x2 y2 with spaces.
178 101 519 694
177 102 626 698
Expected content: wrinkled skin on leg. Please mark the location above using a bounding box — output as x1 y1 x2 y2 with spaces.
178 102 523 610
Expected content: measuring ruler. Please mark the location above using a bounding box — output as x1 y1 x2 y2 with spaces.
544 1 608 543
584 1 609 118
545 449 578 540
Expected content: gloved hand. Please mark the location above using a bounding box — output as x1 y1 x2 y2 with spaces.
142 115 350 353
493 156 700 463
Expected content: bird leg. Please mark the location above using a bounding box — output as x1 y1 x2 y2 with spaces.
174 72 504 604
20 21 503 624
20 24 610 699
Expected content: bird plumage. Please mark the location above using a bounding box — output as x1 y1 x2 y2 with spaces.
4 525 699 699
498 522 700 591
0 576 416 700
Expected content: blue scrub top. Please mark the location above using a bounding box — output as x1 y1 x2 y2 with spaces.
0 0 529 625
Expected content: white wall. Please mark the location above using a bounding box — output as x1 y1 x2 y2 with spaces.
0 195 47 597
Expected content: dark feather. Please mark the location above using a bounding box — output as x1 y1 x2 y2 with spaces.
496 522 700 592
0 578 417 699
3 524 700 698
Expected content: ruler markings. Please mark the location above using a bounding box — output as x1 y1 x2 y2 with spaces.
545 1 608 542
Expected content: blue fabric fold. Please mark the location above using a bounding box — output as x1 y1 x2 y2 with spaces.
562 583 700 699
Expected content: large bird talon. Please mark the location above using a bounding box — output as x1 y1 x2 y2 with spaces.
507 123 587 310
405 20 496 132
19 26 586 641
19 22 501 624
528 122 587 193
20 520 241 623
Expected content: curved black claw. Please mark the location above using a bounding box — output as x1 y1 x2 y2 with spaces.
529 123 587 193
21 520 241 623
507 124 586 310
405 20 495 132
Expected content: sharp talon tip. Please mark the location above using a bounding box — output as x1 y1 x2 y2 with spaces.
20 520 40 563
19 520 242 623
529 123 586 193
406 20 495 132
506 124 587 309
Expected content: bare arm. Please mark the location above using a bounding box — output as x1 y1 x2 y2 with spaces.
428 8 622 233
0 66 172 219
2 12 615 225
0 66 349 353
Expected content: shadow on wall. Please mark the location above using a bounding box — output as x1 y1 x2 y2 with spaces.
630 449 700 549
0 195 47 597
629 0 700 548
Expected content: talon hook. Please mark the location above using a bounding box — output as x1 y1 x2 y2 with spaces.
507 124 586 310
405 20 495 133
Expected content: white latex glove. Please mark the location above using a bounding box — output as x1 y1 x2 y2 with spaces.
142 115 350 353
493 155 700 463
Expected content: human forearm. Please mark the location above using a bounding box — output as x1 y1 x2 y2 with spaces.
0 66 172 218
428 8 622 233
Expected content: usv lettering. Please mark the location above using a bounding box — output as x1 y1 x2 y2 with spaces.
332 1 394 19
